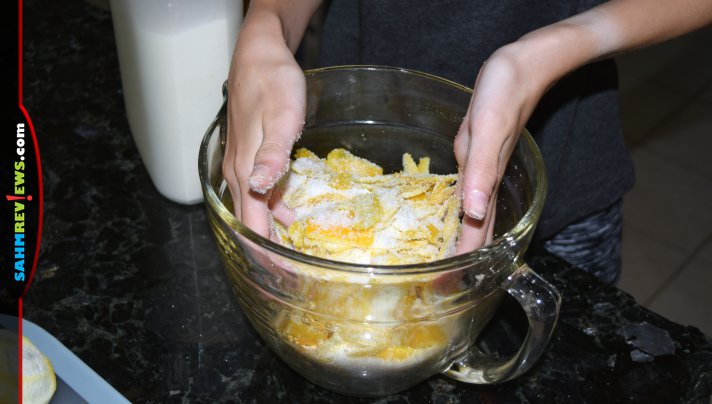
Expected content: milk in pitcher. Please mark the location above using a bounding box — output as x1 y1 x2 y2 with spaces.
111 0 241 204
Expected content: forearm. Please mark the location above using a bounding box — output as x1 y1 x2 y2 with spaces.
243 0 323 52
591 0 712 55
501 0 712 95
458 0 710 224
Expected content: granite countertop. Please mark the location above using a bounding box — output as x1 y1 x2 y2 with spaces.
22 1 712 402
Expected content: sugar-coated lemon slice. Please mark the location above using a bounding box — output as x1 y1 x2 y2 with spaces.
22 335 56 404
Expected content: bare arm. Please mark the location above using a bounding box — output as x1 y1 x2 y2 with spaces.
240 0 323 52
456 0 712 251
225 0 712 247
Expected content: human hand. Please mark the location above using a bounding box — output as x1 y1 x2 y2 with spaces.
454 44 550 253
452 0 712 253
222 17 305 237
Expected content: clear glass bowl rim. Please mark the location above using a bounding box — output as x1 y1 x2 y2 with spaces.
198 65 547 275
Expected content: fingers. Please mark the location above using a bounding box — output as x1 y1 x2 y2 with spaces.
223 108 273 237
454 100 509 253
456 196 497 254
460 98 516 219
455 100 517 252
454 118 488 252
222 60 306 238
455 55 529 253
269 187 296 227
249 99 306 194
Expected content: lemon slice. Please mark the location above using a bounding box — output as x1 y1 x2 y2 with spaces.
22 335 56 404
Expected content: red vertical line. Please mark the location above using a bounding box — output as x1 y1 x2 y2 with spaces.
18 2 27 402
18 0 23 102
17 0 43 300
18 299 23 404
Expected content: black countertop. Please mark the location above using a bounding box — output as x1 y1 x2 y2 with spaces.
22 1 712 402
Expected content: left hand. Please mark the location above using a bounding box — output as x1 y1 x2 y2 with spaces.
454 0 712 253
454 43 551 253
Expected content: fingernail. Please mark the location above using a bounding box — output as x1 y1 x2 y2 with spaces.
248 165 271 194
465 189 488 220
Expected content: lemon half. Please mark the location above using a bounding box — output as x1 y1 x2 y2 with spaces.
22 335 56 404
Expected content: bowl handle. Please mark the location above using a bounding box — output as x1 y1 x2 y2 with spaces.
443 263 561 384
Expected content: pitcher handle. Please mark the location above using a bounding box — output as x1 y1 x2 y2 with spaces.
443 263 561 384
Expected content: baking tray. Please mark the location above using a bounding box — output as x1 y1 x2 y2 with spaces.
0 314 130 403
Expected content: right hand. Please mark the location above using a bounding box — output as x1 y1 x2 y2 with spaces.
222 16 305 237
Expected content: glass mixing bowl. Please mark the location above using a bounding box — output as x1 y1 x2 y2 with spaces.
199 66 560 396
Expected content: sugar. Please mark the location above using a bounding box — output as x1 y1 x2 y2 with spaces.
270 148 462 369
